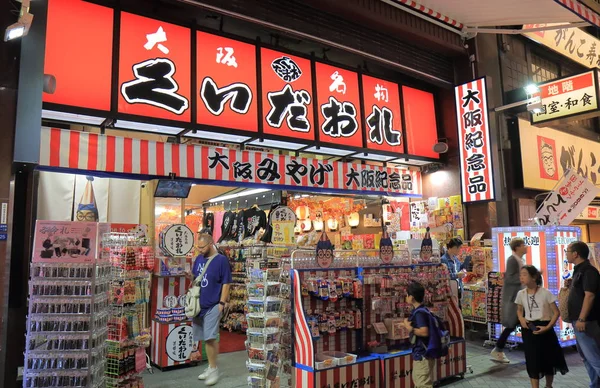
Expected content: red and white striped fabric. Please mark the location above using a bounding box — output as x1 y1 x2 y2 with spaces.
150 274 189 317
393 0 463 29
39 127 423 196
495 231 547 273
313 360 379 388
293 270 315 368
384 341 467 388
555 0 600 28
446 294 465 339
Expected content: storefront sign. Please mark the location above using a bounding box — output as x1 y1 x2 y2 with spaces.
455 77 495 203
119 12 192 122
534 170 600 226
495 230 547 274
160 224 194 257
315 63 362 147
32 221 98 263
362 75 403 153
165 325 194 362
271 221 295 245
196 31 258 132
578 205 600 220
522 24 600 70
517 118 600 190
40 128 423 197
403 86 439 159
531 70 599 124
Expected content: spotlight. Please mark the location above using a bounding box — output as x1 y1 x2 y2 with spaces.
4 0 33 42
524 84 539 95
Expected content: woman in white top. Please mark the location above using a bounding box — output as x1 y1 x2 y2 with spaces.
516 265 568 388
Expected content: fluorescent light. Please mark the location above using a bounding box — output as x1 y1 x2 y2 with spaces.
360 153 398 162
524 84 539 95
4 5 33 42
248 139 307 150
5 24 25 41
42 110 105 126
186 130 250 144
304 146 355 157
115 120 183 135
209 188 270 203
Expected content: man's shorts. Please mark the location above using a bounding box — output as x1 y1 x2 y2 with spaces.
192 305 221 342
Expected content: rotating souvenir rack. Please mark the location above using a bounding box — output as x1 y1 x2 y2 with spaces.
220 246 247 332
103 233 153 388
23 224 110 388
290 249 467 388
244 245 293 388
459 245 492 324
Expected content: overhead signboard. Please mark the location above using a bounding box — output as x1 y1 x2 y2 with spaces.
522 24 600 70
196 31 258 132
531 70 600 124
402 86 439 159
517 118 600 191
118 12 192 122
361 75 404 153
314 63 362 148
454 77 496 203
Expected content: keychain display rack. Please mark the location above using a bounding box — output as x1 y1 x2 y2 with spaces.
103 233 153 388
245 245 293 388
24 260 111 387
221 246 248 332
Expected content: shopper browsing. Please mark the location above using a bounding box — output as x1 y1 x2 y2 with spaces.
186 233 232 386
566 241 600 388
490 237 527 364
440 238 468 298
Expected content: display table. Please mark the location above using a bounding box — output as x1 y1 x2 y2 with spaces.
295 356 380 387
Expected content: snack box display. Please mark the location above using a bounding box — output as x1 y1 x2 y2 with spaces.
321 351 357 366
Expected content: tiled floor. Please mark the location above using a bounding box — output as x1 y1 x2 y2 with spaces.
143 339 592 388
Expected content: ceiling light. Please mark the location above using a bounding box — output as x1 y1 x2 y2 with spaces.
208 188 270 203
524 84 539 95
4 1 33 42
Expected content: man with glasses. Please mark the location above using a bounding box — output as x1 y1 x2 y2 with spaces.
566 241 600 388
186 233 232 386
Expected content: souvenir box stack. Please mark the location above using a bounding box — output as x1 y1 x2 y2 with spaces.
23 221 110 388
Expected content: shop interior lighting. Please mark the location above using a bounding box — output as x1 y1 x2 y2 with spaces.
361 153 399 162
209 188 270 203
313 218 324 232
186 130 250 144
4 0 32 42
248 139 307 150
42 110 106 126
304 146 355 157
115 120 183 135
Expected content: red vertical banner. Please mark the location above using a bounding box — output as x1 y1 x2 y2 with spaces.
314 63 362 148
361 75 403 153
196 32 258 132
260 48 315 141
118 12 192 122
454 77 495 203
403 86 439 159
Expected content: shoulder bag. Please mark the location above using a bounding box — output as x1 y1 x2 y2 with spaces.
184 257 215 319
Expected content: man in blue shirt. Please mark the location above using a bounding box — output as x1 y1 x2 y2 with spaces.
186 233 232 386
402 282 433 388
440 238 468 298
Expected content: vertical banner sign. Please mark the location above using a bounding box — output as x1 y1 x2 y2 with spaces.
455 77 495 203
534 170 600 225
119 12 192 122
260 49 315 141
361 75 403 153
496 231 546 274
314 63 363 147
196 32 258 132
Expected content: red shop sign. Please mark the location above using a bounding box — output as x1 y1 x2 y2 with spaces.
314 63 362 148
260 48 315 141
361 75 403 153
118 12 192 122
196 31 258 132
403 86 439 159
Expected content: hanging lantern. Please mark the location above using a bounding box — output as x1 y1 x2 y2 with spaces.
302 219 312 232
382 204 392 225
327 218 339 231
347 212 360 228
314 218 324 232
295 205 310 220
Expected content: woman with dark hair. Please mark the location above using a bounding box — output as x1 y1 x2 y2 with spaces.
516 265 568 388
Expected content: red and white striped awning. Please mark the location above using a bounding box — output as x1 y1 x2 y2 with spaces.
391 0 600 30
39 127 423 197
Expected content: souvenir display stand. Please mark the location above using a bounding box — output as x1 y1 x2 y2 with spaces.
221 246 248 332
24 221 109 388
290 250 467 388
459 246 493 324
490 226 581 348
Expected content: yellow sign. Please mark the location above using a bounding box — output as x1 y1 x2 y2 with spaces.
522 24 600 70
271 221 295 245
532 70 599 124
517 118 600 191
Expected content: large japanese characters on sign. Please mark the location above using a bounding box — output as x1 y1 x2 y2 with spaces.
454 78 495 203
119 12 192 122
517 118 600 190
522 24 600 70
260 49 315 141
531 70 600 124
40 128 422 197
314 63 362 147
533 169 600 226
362 75 403 153
196 32 258 132
160 224 194 257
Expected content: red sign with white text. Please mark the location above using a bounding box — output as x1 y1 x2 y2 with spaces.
196 32 258 132
315 63 362 147
455 77 495 203
118 12 191 122
362 75 403 153
403 86 439 159
43 0 113 111
260 48 315 141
